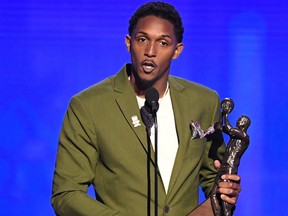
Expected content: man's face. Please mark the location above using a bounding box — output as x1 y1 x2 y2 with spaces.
237 116 248 129
125 15 183 90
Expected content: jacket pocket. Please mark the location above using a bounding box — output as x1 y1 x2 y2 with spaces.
185 137 207 164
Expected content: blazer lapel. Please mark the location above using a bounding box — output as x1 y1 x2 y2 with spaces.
113 65 153 159
116 92 149 150
166 77 192 198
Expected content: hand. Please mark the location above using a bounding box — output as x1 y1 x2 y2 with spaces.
214 160 241 205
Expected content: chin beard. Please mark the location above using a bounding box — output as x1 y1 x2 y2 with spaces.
134 77 155 91
131 67 156 91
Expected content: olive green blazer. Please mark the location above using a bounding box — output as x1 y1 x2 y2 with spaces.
51 64 225 216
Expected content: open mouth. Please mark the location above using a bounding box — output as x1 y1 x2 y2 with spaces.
142 61 156 73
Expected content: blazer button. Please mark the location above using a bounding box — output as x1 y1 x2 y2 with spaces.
164 206 170 213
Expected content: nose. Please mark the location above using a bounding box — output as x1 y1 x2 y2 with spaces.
144 42 157 57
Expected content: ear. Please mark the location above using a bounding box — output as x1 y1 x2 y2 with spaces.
172 43 184 59
125 35 131 53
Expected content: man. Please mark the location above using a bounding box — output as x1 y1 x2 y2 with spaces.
51 2 241 215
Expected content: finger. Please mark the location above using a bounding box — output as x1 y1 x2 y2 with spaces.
218 187 240 205
222 174 241 182
214 160 221 171
218 186 241 195
220 194 237 205
218 181 241 192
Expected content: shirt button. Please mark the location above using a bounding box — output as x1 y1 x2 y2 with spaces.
164 206 170 213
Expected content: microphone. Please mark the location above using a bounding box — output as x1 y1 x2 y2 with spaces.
144 87 159 116
140 87 159 131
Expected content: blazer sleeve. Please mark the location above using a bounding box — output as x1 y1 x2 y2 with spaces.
51 97 119 216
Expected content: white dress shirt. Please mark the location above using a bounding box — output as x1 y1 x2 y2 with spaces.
136 88 178 193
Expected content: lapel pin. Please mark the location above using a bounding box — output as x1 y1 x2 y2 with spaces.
131 115 141 127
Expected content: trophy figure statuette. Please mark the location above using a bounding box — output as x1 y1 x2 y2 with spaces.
188 98 251 216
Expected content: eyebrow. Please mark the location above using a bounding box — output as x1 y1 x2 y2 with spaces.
136 31 172 39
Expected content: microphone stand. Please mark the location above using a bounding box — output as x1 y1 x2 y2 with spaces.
141 87 159 216
140 105 157 216
152 102 158 216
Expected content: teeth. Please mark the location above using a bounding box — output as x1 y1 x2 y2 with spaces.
142 64 154 73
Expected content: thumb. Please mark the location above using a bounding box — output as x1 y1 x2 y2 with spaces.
214 160 221 171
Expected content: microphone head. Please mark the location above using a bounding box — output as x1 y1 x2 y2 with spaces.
145 87 159 112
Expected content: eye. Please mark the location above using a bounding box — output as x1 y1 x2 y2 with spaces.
138 37 147 43
160 41 168 46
